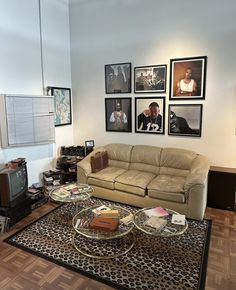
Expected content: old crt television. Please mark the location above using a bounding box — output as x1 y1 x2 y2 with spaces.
0 164 28 207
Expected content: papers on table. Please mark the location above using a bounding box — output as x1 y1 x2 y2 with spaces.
92 205 111 215
120 214 133 225
144 216 167 230
53 188 71 198
64 184 78 191
144 207 169 218
53 184 91 198
171 214 186 225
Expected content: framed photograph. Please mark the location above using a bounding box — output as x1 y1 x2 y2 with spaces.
134 65 167 93
135 97 165 134
85 140 94 148
168 104 203 137
105 62 131 94
48 87 72 126
169 56 207 100
105 98 132 132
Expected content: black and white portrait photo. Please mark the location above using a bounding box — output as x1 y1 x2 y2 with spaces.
168 104 203 137
105 62 131 94
135 97 165 134
134 65 167 93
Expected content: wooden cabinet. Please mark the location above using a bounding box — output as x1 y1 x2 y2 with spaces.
56 156 83 184
207 166 236 211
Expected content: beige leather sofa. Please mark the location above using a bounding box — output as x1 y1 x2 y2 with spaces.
77 144 209 220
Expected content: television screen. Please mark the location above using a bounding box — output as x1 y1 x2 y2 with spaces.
0 165 28 207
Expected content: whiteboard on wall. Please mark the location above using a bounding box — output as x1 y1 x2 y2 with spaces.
0 94 55 148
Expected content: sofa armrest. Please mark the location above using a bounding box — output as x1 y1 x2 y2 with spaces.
77 146 107 183
184 155 209 191
184 155 209 220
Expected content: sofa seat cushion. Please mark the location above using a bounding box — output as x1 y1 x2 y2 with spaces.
147 175 186 203
88 167 127 190
115 170 156 197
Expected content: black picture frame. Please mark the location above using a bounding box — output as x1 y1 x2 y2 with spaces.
105 98 132 132
105 62 131 94
135 97 165 134
47 86 72 126
168 104 203 137
134 64 167 93
85 140 95 148
169 56 207 100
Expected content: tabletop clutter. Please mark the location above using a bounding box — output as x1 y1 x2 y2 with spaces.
75 205 133 232
74 204 186 233
52 184 91 199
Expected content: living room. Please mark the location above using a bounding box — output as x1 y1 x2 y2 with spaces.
0 0 235 289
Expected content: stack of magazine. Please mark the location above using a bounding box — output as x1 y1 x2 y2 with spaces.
0 215 10 233
144 207 169 231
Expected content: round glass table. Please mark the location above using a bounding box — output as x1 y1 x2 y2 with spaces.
133 207 188 237
49 182 93 211
72 205 135 259
49 183 93 225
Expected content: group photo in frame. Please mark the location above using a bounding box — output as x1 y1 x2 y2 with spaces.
169 56 207 100
105 62 131 94
105 98 132 132
134 64 167 93
47 87 72 126
135 97 165 134
168 104 203 137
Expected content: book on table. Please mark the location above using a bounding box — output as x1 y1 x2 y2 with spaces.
144 207 169 218
96 209 119 218
53 188 71 198
144 216 167 231
63 184 78 191
171 214 186 225
92 205 111 214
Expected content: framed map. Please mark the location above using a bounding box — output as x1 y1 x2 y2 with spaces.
48 87 72 126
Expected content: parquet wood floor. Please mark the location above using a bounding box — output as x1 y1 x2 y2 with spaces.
0 201 235 290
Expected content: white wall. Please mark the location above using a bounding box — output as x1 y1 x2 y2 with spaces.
40 0 73 157
0 0 72 184
69 0 236 167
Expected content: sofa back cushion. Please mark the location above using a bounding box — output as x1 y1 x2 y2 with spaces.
129 145 161 174
160 148 197 176
105 143 133 170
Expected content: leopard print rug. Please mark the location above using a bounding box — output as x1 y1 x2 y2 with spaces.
5 198 211 290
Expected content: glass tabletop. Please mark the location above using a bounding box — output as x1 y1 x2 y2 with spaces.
49 182 93 203
133 207 188 237
72 205 134 240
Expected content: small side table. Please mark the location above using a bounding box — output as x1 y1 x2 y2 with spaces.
49 183 93 225
133 207 188 237
72 205 135 259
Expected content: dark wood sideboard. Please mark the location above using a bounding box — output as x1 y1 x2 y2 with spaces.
207 166 236 211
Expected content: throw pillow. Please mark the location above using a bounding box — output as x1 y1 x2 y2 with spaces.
91 151 108 173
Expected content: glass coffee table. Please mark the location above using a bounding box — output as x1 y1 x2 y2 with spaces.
72 205 135 259
49 182 93 211
49 183 93 224
133 207 188 237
